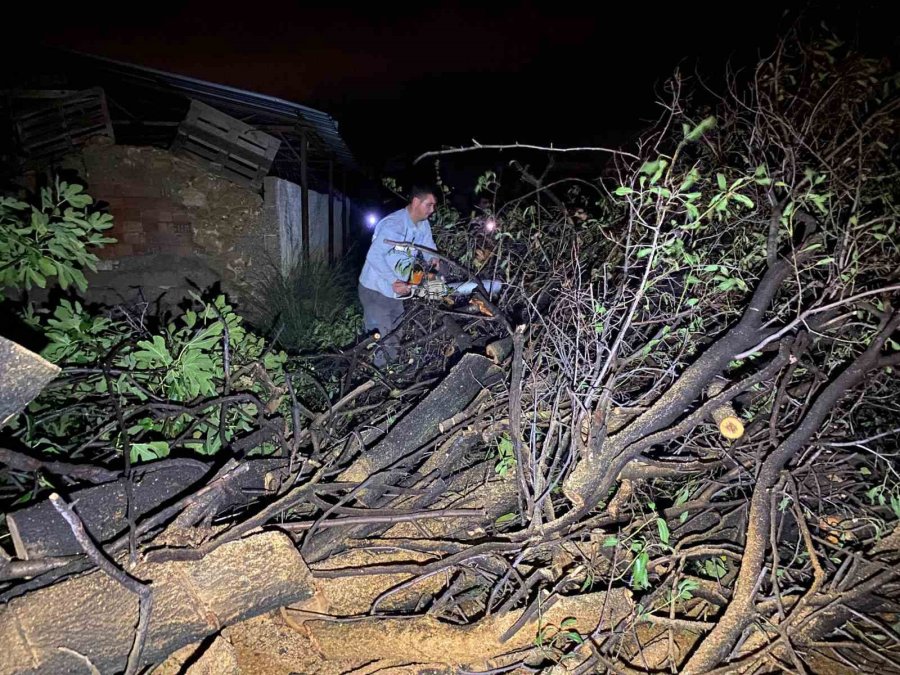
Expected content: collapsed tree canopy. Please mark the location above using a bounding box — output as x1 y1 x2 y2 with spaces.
1 27 899 675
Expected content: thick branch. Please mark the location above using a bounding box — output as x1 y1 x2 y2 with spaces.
684 315 900 673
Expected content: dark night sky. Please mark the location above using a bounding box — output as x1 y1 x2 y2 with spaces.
8 1 893 172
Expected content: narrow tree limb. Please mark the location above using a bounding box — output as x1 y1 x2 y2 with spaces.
563 253 802 510
277 508 484 531
0 555 81 582
508 326 533 523
0 447 119 484
145 463 328 563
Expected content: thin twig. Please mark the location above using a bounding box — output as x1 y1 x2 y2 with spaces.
414 141 640 164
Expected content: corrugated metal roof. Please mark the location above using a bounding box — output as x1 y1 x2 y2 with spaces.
58 49 358 172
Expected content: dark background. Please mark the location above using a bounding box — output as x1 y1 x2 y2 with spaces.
4 1 893 184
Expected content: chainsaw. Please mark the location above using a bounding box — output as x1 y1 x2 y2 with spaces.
409 274 449 300
391 242 501 315
407 273 500 317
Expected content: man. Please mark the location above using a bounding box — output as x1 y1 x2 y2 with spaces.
358 185 439 366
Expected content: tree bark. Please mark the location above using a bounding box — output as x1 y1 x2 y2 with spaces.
0 532 314 675
7 459 288 559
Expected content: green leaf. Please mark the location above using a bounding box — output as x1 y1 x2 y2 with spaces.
37 257 56 276
684 116 716 142
716 173 727 191
614 186 634 196
28 268 47 288
631 551 650 590
718 278 738 291
702 558 726 579
129 441 169 463
69 267 88 291
602 535 618 547
134 335 173 367
657 517 670 545
566 632 584 645
495 512 517 525
640 160 661 176
650 159 668 185
732 194 754 208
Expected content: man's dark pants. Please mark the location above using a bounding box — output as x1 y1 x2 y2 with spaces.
358 284 405 367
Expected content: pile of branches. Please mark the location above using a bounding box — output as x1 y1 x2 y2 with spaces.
1 28 898 674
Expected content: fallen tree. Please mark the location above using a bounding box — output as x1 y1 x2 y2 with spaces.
1 22 898 675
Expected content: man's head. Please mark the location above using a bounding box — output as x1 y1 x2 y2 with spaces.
408 184 437 223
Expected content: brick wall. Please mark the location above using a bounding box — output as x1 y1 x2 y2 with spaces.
60 145 277 316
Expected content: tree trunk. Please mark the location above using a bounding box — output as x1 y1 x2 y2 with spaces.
0 532 314 675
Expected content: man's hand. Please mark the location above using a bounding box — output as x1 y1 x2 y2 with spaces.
392 280 411 295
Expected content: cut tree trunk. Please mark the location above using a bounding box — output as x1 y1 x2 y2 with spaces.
0 336 60 428
337 353 503 501
304 354 503 563
6 458 289 559
0 531 313 675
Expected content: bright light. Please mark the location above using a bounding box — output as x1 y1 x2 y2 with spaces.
366 213 378 228
484 218 496 233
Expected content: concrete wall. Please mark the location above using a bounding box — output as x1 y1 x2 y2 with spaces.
263 177 345 276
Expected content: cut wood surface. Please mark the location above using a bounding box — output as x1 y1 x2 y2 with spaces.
0 336 60 428
0 532 313 675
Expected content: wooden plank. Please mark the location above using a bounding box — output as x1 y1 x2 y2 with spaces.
184 101 279 159
173 100 280 188
13 88 114 159
174 132 264 184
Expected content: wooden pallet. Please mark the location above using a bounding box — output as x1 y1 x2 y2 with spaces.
171 100 281 189
12 88 114 160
